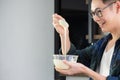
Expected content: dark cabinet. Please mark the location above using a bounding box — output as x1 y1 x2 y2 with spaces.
54 0 89 51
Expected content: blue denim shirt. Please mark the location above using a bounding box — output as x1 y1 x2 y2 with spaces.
65 34 120 80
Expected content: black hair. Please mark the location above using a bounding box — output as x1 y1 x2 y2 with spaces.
102 0 120 4
90 0 114 4
103 0 114 3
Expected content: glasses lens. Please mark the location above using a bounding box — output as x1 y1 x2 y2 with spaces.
96 9 102 17
90 9 103 18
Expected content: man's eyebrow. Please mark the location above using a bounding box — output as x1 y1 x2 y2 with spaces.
91 8 101 12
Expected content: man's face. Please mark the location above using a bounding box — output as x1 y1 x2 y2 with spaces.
91 0 117 33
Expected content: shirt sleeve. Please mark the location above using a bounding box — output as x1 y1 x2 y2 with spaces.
106 76 120 80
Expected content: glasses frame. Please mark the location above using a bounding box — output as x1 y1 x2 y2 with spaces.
90 1 117 18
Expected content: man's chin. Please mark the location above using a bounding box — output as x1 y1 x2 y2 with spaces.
101 29 107 33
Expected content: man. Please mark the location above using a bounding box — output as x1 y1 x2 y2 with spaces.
52 0 120 80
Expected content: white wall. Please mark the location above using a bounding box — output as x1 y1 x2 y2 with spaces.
0 0 54 80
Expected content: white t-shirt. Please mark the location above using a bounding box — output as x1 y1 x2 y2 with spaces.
99 45 115 76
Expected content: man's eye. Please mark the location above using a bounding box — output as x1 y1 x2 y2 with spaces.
96 10 101 14
96 9 102 13
96 10 102 17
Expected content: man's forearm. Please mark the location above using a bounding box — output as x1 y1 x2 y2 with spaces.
84 66 106 80
60 33 71 55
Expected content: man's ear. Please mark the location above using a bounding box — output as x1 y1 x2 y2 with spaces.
115 1 120 13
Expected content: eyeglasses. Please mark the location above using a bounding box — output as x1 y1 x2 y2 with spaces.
90 1 116 18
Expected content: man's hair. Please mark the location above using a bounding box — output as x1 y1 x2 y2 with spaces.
102 0 120 4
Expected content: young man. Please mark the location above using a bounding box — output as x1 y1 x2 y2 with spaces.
52 0 120 80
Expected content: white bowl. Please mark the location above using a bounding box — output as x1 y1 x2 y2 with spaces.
53 55 78 69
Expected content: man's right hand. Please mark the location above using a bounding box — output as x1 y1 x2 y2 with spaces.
52 14 69 36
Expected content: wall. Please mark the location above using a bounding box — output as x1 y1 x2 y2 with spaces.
0 0 54 80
